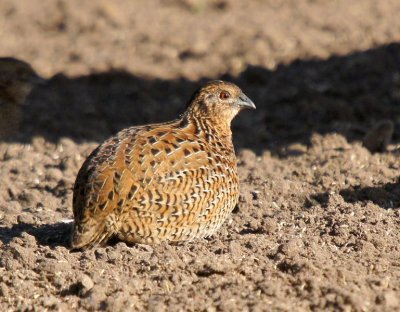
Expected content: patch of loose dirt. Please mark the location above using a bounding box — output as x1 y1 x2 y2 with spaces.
1 0 400 311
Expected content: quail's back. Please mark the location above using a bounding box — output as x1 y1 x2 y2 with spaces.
71 80 255 249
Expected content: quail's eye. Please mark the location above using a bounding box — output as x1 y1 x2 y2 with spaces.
219 91 231 100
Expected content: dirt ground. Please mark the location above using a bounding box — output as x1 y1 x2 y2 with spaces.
1 0 400 311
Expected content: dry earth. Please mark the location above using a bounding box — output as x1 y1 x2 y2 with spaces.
0 0 400 311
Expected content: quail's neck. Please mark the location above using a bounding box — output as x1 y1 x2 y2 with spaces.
183 112 233 140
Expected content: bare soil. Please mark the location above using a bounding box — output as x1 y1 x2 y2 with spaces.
1 0 400 311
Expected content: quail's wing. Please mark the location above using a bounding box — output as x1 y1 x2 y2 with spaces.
72 127 146 221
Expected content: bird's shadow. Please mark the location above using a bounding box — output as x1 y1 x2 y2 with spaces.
304 180 400 210
3 42 399 156
0 222 72 248
339 181 400 209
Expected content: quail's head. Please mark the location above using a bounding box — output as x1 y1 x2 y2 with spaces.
187 80 255 124
0 57 44 105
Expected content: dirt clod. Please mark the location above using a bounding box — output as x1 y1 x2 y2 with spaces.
77 274 95 295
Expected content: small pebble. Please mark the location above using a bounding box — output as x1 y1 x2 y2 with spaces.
17 213 35 225
251 190 260 200
46 167 64 181
78 274 94 295
263 218 277 234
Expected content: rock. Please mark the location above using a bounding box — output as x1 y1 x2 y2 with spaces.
238 149 257 167
77 274 94 295
46 167 64 181
82 285 107 309
377 291 400 307
277 238 303 258
17 213 35 225
0 283 9 297
19 232 37 247
38 258 71 275
107 249 121 263
263 218 277 234
41 295 61 309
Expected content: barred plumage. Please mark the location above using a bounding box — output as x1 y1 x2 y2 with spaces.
71 80 255 249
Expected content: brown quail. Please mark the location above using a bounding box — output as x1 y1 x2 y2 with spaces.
71 80 255 249
0 57 44 140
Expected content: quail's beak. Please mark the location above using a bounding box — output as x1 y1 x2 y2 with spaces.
237 93 256 110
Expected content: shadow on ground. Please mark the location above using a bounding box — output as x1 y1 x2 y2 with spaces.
304 179 400 210
4 42 399 155
339 180 400 209
0 222 72 247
